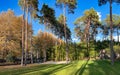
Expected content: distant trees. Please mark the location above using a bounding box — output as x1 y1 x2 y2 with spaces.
33 31 64 62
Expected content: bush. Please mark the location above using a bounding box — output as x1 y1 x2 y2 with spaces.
6 53 16 63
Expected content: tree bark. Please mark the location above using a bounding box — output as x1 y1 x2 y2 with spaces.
24 3 28 66
21 15 25 66
43 49 46 62
21 0 26 66
30 12 33 64
109 0 114 65
85 19 90 57
30 32 33 64
63 3 69 63
37 50 39 63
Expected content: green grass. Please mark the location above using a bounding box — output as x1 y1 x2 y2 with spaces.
0 60 120 75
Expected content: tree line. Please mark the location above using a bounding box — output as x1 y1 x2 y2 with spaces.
0 0 120 66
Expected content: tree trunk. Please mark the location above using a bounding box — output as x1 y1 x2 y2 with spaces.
21 0 26 66
109 0 114 65
86 37 89 57
30 43 33 64
43 49 46 62
85 19 90 58
63 3 69 63
21 15 25 66
24 3 28 66
30 12 33 64
37 50 39 63
30 33 33 64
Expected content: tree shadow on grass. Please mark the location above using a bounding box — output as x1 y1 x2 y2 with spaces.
40 63 74 75
0 64 65 75
87 60 120 75
75 59 89 75
23 64 73 75
14 63 73 75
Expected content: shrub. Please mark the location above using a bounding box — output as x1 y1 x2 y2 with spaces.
6 53 16 63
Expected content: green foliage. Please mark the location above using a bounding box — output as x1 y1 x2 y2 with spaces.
75 8 99 25
74 8 100 41
56 0 77 13
104 14 120 26
57 14 71 39
95 40 109 51
98 0 120 6
6 53 16 63
39 4 71 40
114 45 120 53
105 45 120 55
33 31 66 61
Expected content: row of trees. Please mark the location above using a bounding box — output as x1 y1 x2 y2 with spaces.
0 11 82 63
33 31 64 62
18 0 78 65
0 0 120 66
0 9 119 65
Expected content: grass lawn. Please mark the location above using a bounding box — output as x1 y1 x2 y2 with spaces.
0 60 120 75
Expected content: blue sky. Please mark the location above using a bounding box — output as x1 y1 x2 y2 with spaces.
0 0 120 41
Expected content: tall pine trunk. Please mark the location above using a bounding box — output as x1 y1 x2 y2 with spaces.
37 50 39 63
25 3 28 66
63 4 69 63
21 15 25 66
86 19 90 58
109 0 114 65
30 31 33 64
30 12 33 64
43 49 46 62
21 0 26 66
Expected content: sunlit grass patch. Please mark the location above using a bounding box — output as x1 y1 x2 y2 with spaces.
0 60 120 75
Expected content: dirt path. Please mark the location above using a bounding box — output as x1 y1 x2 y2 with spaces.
0 61 67 69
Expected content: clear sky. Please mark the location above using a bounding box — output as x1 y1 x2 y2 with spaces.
0 0 120 41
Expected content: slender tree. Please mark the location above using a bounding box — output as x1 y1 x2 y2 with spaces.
57 14 71 61
74 8 99 57
18 0 26 66
98 0 120 65
28 0 39 64
21 14 25 66
38 4 71 61
56 0 77 63
19 0 39 65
